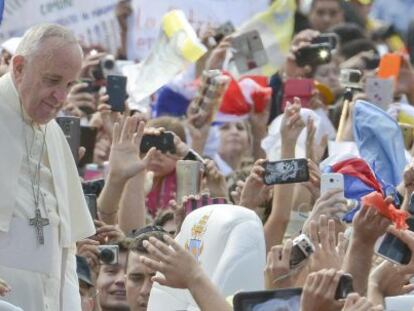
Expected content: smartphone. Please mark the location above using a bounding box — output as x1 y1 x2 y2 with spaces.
377 53 401 80
364 77 394 110
82 178 105 196
376 217 414 265
79 126 97 167
399 123 414 150
312 33 338 50
282 78 314 111
184 195 227 215
321 173 344 197
84 194 98 220
140 132 176 154
295 43 332 67
232 30 268 73
56 116 81 164
335 273 354 300
263 158 309 186
233 288 302 311
290 234 314 268
107 75 127 112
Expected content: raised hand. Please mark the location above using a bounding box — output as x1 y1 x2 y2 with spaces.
280 97 305 147
342 293 384 311
108 116 155 182
204 159 228 198
264 240 299 289
239 159 272 210
0 278 10 297
300 269 345 311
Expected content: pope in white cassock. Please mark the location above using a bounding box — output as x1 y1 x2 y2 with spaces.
0 24 95 310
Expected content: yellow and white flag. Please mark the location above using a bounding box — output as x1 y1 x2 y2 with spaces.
235 0 296 77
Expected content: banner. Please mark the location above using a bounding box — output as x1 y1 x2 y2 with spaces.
127 0 268 61
0 0 120 54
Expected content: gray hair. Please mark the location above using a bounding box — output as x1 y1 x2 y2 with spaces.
15 23 81 59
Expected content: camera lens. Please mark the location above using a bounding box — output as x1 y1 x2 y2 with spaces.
329 178 334 183
349 71 361 83
306 246 312 252
100 248 114 264
103 59 115 70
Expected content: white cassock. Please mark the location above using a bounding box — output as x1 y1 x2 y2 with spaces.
0 73 95 311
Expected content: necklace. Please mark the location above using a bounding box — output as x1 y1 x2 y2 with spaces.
20 105 50 245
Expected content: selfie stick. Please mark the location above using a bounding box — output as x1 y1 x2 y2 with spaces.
336 88 354 142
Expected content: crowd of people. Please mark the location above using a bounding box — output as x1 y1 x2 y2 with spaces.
2 0 414 310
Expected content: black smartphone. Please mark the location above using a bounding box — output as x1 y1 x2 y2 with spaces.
263 158 309 185
84 193 98 220
56 116 81 164
233 288 302 311
376 217 414 265
78 126 97 167
295 43 332 67
107 75 127 112
82 178 105 196
335 273 354 300
312 33 338 50
140 132 176 154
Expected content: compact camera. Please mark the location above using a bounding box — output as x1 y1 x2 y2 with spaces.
289 234 314 268
339 69 362 90
98 245 119 265
92 54 116 80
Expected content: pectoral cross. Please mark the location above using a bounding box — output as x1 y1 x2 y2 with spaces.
30 208 50 245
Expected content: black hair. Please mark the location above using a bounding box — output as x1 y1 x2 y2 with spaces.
340 38 377 60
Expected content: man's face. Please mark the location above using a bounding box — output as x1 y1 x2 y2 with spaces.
126 251 156 311
96 251 130 311
309 0 344 33
12 37 82 124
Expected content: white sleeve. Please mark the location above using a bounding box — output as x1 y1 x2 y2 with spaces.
61 245 82 311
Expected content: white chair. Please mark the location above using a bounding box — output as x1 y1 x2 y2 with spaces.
148 204 266 311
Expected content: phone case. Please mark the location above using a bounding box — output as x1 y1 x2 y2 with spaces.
56 117 81 164
139 132 175 154
184 195 227 215
107 75 127 112
378 53 401 80
232 30 268 73
79 126 97 167
263 158 309 185
365 77 394 110
282 78 314 111
320 173 344 197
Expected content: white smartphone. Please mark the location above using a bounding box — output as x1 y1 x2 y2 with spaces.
321 173 345 197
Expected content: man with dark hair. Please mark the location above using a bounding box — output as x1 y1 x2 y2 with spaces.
309 0 345 33
96 239 131 311
125 226 166 311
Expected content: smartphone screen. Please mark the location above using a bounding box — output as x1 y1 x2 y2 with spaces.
84 194 98 220
140 132 176 154
107 75 127 112
335 274 354 300
295 43 332 67
282 78 314 111
376 217 414 264
232 30 268 73
312 33 338 50
233 288 302 311
56 116 81 164
263 158 309 185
